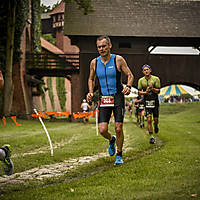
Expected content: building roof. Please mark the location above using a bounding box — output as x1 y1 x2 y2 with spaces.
40 37 64 54
64 0 200 37
50 0 65 15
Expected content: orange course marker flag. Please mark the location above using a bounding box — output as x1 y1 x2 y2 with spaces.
2 116 6 127
45 111 57 116
60 112 70 117
73 112 79 119
11 116 22 126
32 112 48 118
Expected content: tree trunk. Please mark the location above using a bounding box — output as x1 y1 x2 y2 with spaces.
3 0 16 116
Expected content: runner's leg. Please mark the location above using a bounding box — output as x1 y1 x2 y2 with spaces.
98 122 112 141
147 114 155 144
115 122 124 153
153 106 159 133
147 115 153 133
142 110 145 125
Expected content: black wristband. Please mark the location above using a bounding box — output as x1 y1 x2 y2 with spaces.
126 85 131 89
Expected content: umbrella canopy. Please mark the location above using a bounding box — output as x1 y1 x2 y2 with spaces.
193 90 200 97
159 84 188 98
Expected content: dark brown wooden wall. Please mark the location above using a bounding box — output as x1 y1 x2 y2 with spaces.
70 35 200 112
122 54 200 89
71 52 200 112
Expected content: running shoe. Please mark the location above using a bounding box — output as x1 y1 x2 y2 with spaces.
108 136 116 156
149 137 155 144
142 123 145 128
154 124 159 133
1 145 14 176
114 154 124 165
140 122 144 128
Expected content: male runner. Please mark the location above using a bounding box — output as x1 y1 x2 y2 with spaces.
87 36 134 165
137 95 145 128
0 70 14 175
138 64 160 144
134 96 140 123
127 101 133 118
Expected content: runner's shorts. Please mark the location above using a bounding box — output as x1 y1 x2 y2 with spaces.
135 108 139 116
138 108 144 113
145 104 159 118
98 92 125 123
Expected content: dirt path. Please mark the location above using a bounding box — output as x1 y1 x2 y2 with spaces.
0 126 161 187
0 147 133 186
0 128 134 186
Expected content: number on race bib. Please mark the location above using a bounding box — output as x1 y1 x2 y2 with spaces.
145 100 155 108
100 96 114 107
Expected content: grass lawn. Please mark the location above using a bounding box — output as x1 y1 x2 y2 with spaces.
0 102 200 199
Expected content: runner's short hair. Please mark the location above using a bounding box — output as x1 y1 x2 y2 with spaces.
96 35 111 44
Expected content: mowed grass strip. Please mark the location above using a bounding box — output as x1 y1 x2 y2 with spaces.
0 102 200 200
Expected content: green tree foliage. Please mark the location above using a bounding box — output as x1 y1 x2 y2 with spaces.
0 0 41 116
42 34 56 46
0 2 7 72
40 2 60 13
32 0 42 53
56 77 66 111
47 77 55 110
0 0 29 68
14 0 29 63
40 4 52 13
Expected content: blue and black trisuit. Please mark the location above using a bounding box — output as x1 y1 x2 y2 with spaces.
95 54 125 123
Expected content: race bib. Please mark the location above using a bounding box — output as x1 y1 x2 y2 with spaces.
139 104 145 110
145 100 155 108
100 96 114 107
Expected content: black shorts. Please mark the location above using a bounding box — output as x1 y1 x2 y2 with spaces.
98 93 125 123
135 108 139 116
145 105 159 118
138 108 144 113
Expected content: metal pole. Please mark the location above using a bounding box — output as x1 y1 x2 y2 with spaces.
34 109 53 156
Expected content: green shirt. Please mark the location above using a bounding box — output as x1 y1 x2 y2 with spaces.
138 75 161 91
138 75 161 101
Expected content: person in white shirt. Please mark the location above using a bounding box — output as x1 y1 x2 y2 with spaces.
81 99 91 123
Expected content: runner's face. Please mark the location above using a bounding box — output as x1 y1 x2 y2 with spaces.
142 67 152 76
96 39 112 57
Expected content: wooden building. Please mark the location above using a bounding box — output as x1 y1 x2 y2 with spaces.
64 0 200 112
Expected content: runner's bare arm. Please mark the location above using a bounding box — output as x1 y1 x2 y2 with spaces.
116 55 134 95
138 90 148 96
87 59 96 102
151 88 160 94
